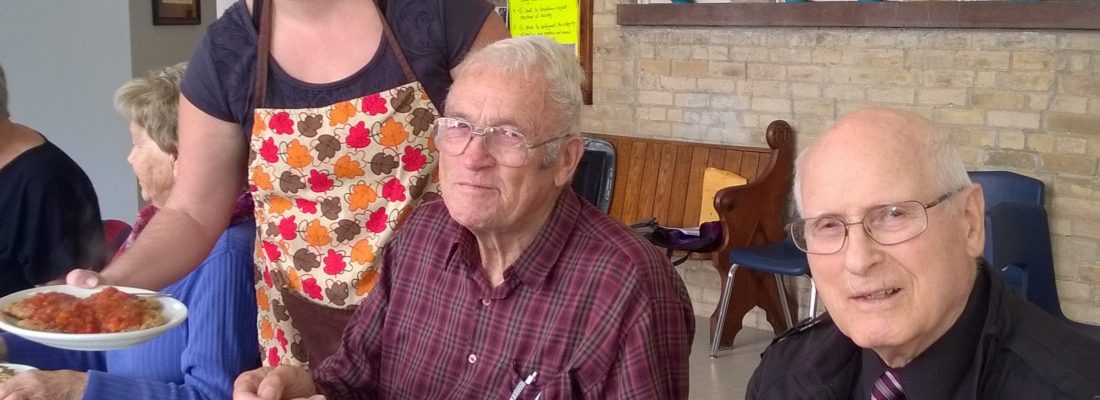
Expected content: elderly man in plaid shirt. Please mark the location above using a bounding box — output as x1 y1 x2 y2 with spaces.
233 35 695 400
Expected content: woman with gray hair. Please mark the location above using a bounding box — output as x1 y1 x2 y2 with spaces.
0 62 106 297
0 63 259 400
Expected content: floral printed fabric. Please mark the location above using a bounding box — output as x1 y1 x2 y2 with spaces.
249 82 438 366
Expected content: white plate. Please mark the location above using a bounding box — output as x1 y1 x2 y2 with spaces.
0 363 36 373
0 285 187 351
0 362 37 383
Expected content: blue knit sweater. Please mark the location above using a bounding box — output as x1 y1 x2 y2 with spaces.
3 220 259 400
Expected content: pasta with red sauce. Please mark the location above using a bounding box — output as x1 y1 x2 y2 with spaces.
1 287 164 334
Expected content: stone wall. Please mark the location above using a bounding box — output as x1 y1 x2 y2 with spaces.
581 0 1100 325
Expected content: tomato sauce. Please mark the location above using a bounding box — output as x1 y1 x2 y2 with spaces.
87 287 148 333
12 287 156 334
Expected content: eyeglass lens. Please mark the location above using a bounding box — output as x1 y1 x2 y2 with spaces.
792 201 930 255
433 118 530 166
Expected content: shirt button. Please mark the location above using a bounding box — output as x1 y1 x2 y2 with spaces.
481 298 491 306
467 354 478 364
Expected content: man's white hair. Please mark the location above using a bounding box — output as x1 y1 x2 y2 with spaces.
447 35 585 167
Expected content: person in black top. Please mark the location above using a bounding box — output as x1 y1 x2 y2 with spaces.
747 107 1100 399
0 62 107 296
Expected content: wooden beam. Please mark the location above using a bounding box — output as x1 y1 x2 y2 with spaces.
618 1 1100 30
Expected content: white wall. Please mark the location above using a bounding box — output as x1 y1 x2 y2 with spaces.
0 1 137 220
217 0 235 17
0 0 215 221
129 0 217 77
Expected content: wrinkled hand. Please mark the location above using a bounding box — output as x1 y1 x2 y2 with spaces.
0 370 87 400
233 366 322 400
64 269 104 289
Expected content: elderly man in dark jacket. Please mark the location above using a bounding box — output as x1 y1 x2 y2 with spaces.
747 107 1100 399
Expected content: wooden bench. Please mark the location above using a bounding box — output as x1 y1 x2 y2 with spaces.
587 133 777 229
587 120 797 347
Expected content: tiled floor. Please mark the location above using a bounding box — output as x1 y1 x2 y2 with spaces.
674 257 805 399
687 316 771 400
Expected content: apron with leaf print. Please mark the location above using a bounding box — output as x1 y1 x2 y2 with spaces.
247 0 438 367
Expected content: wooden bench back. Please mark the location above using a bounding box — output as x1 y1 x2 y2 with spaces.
587 121 788 228
711 120 795 260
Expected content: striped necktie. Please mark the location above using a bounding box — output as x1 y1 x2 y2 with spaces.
870 369 906 400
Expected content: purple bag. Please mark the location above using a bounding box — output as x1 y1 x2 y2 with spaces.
633 219 723 266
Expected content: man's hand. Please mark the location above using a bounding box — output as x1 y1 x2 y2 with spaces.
64 269 103 289
233 366 323 400
0 370 87 400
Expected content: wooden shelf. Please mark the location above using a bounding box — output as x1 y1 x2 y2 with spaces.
617 1 1100 30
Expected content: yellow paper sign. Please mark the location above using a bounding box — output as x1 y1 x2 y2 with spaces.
507 0 579 45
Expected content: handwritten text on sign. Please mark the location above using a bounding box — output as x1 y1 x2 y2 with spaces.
507 0 579 45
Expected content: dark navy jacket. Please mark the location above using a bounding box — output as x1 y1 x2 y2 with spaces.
747 263 1100 400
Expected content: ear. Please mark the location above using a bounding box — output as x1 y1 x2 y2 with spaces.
553 136 584 188
961 184 985 259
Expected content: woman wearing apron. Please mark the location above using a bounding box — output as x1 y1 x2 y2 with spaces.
69 0 508 367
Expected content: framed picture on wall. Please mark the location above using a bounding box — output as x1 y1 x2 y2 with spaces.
153 0 201 25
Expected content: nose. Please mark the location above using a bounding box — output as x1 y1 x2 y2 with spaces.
842 223 882 276
127 148 137 166
458 134 496 170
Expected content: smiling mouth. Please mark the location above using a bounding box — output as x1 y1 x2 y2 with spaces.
854 288 900 300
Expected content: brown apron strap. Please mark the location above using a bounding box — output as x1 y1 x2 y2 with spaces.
373 1 419 84
253 0 274 109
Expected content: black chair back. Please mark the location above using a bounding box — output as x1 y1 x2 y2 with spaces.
571 137 615 213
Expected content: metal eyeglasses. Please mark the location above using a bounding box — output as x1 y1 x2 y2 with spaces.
786 189 960 255
431 117 569 167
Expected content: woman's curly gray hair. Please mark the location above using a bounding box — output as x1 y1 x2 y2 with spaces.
114 62 187 156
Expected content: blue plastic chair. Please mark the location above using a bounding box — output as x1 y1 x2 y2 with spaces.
710 237 815 357
968 170 1044 262
984 201 1064 318
967 170 1044 208
967 170 1065 318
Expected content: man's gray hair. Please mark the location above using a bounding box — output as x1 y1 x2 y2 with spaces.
0 62 9 120
793 113 971 214
448 35 585 167
923 125 973 199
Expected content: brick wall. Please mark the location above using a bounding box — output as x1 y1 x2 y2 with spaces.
582 0 1100 325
